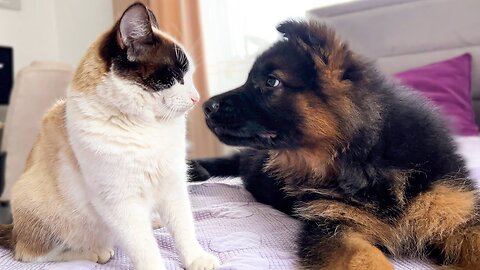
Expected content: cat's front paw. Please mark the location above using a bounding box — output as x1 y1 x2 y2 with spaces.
186 252 220 270
95 248 115 264
152 213 163 230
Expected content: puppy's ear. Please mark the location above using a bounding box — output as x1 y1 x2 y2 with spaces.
277 20 325 48
277 21 343 66
278 20 361 83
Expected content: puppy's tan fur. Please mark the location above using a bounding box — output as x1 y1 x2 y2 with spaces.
297 181 479 269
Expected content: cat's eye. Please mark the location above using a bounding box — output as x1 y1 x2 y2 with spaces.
266 75 281 88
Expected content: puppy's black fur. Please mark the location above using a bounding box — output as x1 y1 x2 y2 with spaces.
190 150 296 214
190 21 480 269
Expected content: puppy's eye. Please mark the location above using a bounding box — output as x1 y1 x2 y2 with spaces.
266 75 281 88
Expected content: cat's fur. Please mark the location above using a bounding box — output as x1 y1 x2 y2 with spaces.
0 3 219 270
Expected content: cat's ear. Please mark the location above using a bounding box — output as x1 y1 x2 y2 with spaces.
117 3 156 61
147 9 159 29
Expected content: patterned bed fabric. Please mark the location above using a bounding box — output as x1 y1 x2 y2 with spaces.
0 137 479 270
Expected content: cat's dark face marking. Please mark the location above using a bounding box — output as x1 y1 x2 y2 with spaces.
71 2 199 118
99 3 190 92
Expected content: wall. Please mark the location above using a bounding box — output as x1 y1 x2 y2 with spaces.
53 0 113 69
0 0 60 74
0 1 114 200
0 0 113 74
0 0 113 121
112 0 149 20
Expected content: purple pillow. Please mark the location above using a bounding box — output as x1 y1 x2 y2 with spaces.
393 53 479 136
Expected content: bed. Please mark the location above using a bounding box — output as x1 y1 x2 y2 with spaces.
1 0 480 269
0 137 479 270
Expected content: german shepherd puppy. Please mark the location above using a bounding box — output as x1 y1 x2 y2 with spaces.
189 21 480 269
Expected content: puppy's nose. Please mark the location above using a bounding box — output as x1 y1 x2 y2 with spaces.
203 100 220 118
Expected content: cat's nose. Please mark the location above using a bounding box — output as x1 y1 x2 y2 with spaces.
190 89 200 104
203 100 219 118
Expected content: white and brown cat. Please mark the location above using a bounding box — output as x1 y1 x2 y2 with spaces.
0 3 219 270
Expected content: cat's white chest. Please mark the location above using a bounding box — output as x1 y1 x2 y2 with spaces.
133 121 187 180
105 117 187 175
128 120 185 157
67 101 188 189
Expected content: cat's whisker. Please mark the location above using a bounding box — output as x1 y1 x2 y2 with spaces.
168 108 178 121
167 107 177 122
161 106 175 122
160 110 169 122
167 107 175 121
160 105 171 122
161 110 170 122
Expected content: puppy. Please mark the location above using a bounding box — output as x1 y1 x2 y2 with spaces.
190 21 480 269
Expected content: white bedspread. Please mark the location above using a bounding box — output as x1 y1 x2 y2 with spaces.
1 136 479 270
455 136 480 180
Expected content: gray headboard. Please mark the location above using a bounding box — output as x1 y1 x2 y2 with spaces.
307 0 480 127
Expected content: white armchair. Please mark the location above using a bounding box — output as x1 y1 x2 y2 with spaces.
0 61 73 203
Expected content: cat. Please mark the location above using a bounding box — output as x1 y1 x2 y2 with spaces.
0 3 219 270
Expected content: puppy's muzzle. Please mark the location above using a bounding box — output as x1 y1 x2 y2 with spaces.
203 99 220 119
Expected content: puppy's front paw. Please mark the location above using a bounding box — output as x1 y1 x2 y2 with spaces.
186 252 220 270
188 160 211 182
